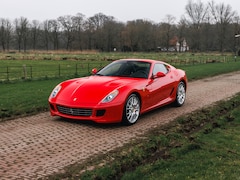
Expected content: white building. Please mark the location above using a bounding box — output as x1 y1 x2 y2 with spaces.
176 39 189 52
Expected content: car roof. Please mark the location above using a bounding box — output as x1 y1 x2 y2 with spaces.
118 59 165 64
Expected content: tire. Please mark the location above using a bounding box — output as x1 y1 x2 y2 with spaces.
175 81 186 107
122 94 140 125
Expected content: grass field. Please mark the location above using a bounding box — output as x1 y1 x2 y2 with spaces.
0 59 108 81
0 51 239 81
0 78 65 119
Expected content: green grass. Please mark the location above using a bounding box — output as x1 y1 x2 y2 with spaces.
0 78 67 119
63 93 240 180
120 98 240 180
0 59 108 81
179 61 240 81
0 52 239 81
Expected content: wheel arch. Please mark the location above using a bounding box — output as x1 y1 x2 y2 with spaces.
174 80 187 107
180 78 187 90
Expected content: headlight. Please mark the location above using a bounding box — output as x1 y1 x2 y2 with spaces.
50 85 61 98
101 90 119 103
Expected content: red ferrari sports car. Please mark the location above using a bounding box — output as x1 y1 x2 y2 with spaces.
49 59 187 125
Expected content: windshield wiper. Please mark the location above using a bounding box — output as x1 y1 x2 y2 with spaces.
95 73 104 76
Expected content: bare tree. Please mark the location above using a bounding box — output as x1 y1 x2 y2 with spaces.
58 15 75 50
49 20 60 50
87 13 110 50
30 20 41 50
185 0 208 51
83 18 94 50
0 18 12 51
14 17 29 52
0 3 239 53
100 17 125 52
208 0 237 52
72 13 85 50
123 20 140 51
161 14 176 51
177 16 188 52
137 20 156 51
88 13 109 31
42 20 51 50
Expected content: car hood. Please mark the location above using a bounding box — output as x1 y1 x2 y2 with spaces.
56 76 139 106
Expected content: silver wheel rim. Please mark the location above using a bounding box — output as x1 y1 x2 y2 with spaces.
177 83 186 105
126 95 140 124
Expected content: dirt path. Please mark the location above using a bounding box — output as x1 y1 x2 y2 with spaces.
0 71 240 179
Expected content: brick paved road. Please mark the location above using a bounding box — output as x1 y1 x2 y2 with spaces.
0 71 240 179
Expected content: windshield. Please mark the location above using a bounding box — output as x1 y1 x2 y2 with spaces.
96 60 151 78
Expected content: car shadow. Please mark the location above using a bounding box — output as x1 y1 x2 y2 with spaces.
55 117 123 129
138 103 176 119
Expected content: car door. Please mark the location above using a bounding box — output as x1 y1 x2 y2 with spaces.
146 63 175 107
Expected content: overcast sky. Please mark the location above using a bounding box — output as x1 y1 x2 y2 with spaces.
1 0 239 23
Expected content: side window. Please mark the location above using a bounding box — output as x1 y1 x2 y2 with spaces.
153 63 168 75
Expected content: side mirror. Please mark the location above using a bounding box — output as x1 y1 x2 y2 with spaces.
156 72 166 78
92 68 98 74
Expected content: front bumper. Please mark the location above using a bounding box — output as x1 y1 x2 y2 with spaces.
49 102 124 123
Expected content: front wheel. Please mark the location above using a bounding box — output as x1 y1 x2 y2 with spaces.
174 81 186 107
122 94 140 125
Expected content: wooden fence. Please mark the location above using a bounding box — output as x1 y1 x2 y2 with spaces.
0 56 238 82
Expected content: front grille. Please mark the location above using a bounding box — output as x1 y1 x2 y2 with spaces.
57 105 92 116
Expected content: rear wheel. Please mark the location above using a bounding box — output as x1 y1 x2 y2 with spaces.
122 94 140 125
175 81 186 107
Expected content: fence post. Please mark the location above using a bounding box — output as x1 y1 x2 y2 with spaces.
58 64 60 77
7 66 9 81
75 64 78 76
30 66 32 79
23 64 27 79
